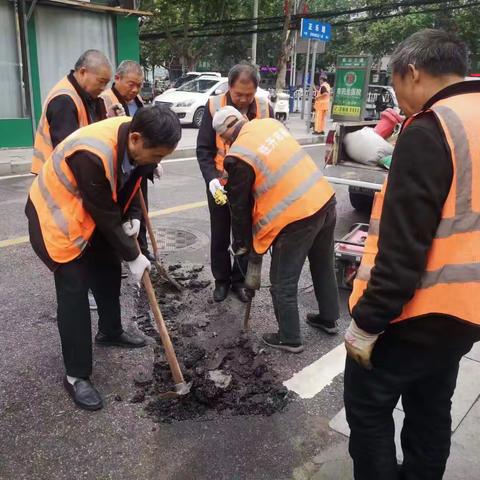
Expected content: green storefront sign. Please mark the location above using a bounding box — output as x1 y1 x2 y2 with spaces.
332 55 372 121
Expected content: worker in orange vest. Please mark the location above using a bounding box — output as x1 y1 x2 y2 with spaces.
25 106 181 411
212 106 340 353
197 63 272 304
101 60 160 261
313 72 330 134
31 49 112 175
344 29 480 478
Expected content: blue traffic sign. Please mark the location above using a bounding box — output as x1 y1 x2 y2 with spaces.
300 18 332 42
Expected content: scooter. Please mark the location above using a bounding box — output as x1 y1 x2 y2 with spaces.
274 91 290 123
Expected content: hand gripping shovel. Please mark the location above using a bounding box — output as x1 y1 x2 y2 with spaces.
138 189 183 292
135 238 191 396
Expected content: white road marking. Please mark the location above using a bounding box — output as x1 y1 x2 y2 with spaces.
283 343 346 399
0 144 325 180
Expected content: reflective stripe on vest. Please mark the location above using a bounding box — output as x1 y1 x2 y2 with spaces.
349 91 480 326
31 77 89 175
228 118 335 253
208 93 272 175
29 117 134 263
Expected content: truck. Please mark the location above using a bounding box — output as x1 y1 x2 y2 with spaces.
323 120 388 213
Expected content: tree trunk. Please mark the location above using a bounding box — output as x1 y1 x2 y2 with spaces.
275 0 306 90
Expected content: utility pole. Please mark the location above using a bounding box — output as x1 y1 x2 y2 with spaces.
252 0 258 65
307 40 318 129
290 0 298 86
300 39 311 119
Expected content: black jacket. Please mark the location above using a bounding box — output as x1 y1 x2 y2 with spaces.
110 84 144 116
196 92 274 184
352 80 480 347
26 122 153 270
45 71 107 149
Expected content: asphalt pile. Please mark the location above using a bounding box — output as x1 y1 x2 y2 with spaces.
133 263 290 423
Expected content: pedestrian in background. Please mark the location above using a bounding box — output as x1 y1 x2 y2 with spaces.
345 29 480 479
313 72 330 135
196 63 273 304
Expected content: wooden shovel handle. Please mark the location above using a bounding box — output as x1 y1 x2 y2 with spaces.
138 189 159 255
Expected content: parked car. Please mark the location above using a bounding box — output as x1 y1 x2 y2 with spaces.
154 76 228 128
163 71 222 95
365 85 398 120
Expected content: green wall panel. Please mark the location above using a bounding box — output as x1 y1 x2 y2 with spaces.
0 119 33 147
115 16 140 64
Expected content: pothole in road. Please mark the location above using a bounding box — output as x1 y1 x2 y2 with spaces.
132 264 291 423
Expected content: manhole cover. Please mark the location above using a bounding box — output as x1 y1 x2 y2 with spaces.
155 228 198 252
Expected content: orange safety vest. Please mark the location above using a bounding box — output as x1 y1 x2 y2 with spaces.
100 87 143 115
29 117 141 264
31 76 89 175
315 82 331 111
208 93 271 175
228 118 335 254
350 92 480 327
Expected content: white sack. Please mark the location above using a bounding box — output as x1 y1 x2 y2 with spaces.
343 127 394 165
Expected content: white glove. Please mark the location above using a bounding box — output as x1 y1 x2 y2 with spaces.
122 219 141 237
154 163 164 180
107 102 126 118
127 253 151 284
344 319 381 370
208 178 225 198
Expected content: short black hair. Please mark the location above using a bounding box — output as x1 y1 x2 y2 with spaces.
130 105 182 148
390 29 468 78
228 62 260 88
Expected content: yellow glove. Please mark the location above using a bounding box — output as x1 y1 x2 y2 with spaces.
344 320 380 370
209 179 227 205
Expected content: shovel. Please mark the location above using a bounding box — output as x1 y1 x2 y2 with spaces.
138 189 183 292
135 237 191 396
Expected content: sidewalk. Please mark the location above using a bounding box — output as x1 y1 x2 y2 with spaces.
0 113 325 176
305 342 480 479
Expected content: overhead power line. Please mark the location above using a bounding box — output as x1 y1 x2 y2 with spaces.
140 0 479 41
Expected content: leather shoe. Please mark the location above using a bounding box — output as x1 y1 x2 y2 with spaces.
63 376 103 411
95 331 146 348
213 283 229 302
231 285 250 303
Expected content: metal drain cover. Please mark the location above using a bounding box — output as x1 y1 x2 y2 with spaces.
155 228 198 252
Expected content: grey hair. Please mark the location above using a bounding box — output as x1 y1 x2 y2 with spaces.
390 29 468 78
116 60 143 78
74 49 112 72
228 62 260 88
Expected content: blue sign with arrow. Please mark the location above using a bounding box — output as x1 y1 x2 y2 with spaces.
300 18 332 42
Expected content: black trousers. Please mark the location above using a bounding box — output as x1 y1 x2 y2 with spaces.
207 189 247 286
138 176 149 255
54 232 123 378
344 330 474 480
270 200 339 344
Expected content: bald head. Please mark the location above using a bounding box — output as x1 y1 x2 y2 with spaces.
73 49 112 98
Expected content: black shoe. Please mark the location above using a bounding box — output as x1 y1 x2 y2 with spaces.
142 250 156 262
306 313 339 334
63 376 103 411
231 285 250 303
213 283 229 302
262 333 304 353
95 331 147 348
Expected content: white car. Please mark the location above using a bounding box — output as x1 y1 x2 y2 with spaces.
162 72 222 95
155 76 229 128
154 77 271 128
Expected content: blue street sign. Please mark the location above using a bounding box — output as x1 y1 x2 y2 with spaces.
300 18 332 42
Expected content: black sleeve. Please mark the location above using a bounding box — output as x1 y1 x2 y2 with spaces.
66 151 138 261
125 190 142 221
224 155 255 252
196 100 220 184
46 95 80 147
268 103 274 117
352 114 453 334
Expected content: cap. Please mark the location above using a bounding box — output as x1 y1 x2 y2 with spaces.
212 106 244 134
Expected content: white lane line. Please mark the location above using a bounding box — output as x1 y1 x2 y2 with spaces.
283 343 346 399
0 144 325 180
